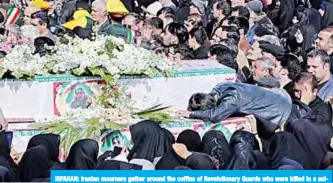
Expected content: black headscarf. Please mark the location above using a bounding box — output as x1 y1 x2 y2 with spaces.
0 165 17 182
227 143 258 170
18 145 53 182
0 131 17 180
297 24 317 65
64 139 99 170
185 153 216 170
176 130 202 152
174 0 191 23
202 130 231 170
305 8 322 32
321 0 333 28
321 152 333 169
229 130 260 151
265 132 309 169
227 130 268 170
0 166 11 182
278 0 297 32
0 131 12 162
27 134 60 163
128 120 173 162
286 119 328 169
128 120 184 169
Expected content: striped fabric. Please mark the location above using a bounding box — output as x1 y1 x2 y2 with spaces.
5 7 23 26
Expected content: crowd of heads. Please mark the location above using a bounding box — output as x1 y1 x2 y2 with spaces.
1 0 333 176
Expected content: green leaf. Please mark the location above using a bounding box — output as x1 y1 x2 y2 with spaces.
135 104 171 115
89 67 105 77
72 67 86 75
103 74 114 84
139 111 173 124
0 66 7 78
101 121 125 130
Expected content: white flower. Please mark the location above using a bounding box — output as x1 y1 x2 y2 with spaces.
2 35 176 80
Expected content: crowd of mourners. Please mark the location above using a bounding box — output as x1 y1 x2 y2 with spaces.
1 0 333 179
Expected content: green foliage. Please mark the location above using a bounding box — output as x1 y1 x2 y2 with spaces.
135 104 174 124
30 118 125 156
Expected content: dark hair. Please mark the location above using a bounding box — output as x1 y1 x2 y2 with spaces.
226 16 240 27
280 53 302 80
188 93 217 111
75 0 91 12
307 49 330 64
226 31 240 44
144 17 164 30
156 7 175 17
186 13 203 28
233 6 250 19
294 72 318 90
216 46 238 70
174 44 194 60
151 17 164 30
215 1 232 17
189 26 207 45
294 6 307 23
238 17 249 34
222 25 239 33
33 37 55 56
165 22 189 44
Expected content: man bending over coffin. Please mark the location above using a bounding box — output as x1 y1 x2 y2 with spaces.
176 82 292 133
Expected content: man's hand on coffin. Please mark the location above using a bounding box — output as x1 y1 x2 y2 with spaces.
175 110 190 118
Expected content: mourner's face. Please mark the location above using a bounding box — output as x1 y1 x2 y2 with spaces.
315 31 332 52
23 6 41 25
295 29 304 44
307 56 330 83
294 82 317 100
161 29 178 46
252 60 269 80
91 3 107 23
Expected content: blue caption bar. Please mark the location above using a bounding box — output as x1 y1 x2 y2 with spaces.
51 170 332 183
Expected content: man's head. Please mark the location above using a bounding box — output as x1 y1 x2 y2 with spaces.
144 17 164 36
161 22 188 46
315 27 333 54
30 10 49 34
212 1 232 21
91 0 107 24
24 5 41 25
185 13 203 32
209 44 238 70
188 93 217 111
188 26 207 49
272 53 301 81
294 72 318 100
232 6 250 19
251 57 275 80
307 49 331 84
123 13 140 31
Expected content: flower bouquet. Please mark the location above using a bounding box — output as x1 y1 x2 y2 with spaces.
0 35 176 83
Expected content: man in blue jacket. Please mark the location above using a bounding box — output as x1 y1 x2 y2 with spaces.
176 82 292 133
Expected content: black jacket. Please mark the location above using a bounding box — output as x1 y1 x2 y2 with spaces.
309 96 332 126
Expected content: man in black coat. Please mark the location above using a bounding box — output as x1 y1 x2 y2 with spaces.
294 72 332 126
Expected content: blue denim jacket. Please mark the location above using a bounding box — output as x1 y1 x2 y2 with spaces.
317 75 333 101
